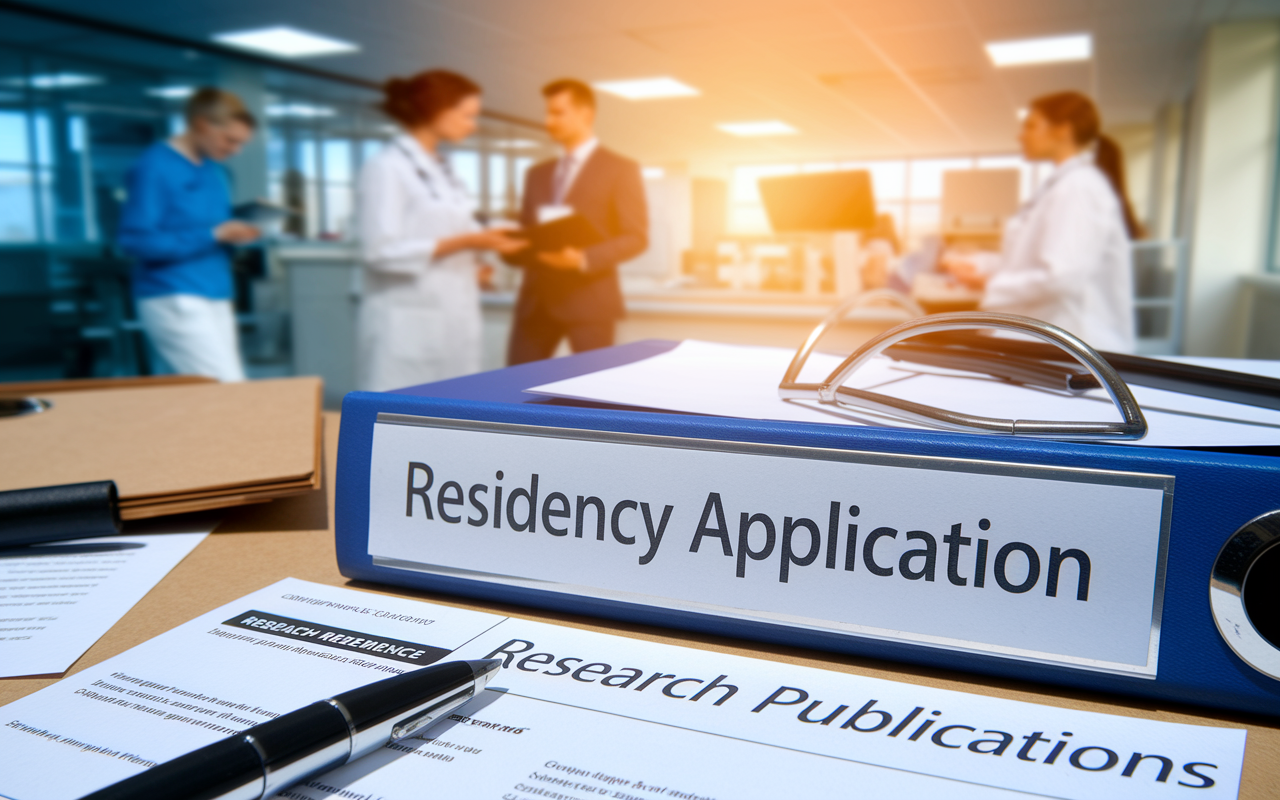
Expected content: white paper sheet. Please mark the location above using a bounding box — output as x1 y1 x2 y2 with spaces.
0 520 210 678
527 340 1280 448
528 340 909 427
0 579 1246 800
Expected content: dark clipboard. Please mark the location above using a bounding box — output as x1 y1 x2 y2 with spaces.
233 200 296 224
518 214 605 252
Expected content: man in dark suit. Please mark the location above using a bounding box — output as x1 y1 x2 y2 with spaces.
504 79 648 365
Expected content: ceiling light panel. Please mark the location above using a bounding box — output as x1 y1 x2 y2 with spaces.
717 120 798 137
593 77 700 101
985 34 1092 67
4 73 102 90
147 86 195 99
214 26 359 58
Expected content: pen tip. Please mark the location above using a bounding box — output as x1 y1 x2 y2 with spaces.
468 658 502 685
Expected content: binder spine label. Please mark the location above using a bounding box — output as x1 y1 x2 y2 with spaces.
365 415 1173 677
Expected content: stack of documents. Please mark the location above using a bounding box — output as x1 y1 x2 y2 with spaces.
0 579 1249 799
0 377 323 518
528 340 1280 449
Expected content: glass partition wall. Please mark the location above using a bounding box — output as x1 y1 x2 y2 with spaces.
0 16 551 246
0 4 551 381
266 107 547 241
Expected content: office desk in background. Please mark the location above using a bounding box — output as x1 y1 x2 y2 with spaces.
3 411 1277 798
279 246 917 407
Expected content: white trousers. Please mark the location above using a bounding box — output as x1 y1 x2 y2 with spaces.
137 294 245 382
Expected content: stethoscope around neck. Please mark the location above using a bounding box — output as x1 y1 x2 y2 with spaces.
396 141 465 202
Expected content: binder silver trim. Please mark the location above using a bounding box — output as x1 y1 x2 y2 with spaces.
1210 509 1280 681
374 413 1174 678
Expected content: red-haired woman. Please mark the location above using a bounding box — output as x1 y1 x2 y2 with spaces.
943 91 1142 353
357 70 524 390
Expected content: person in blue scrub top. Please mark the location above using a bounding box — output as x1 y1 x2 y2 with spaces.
118 88 261 382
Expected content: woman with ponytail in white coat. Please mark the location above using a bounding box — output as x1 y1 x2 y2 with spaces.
943 91 1143 353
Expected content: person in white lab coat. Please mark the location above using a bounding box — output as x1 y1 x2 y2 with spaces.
357 70 524 391
943 91 1143 353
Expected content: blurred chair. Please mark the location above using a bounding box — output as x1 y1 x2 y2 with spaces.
0 245 152 383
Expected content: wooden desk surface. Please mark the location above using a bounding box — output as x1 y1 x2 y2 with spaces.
4 412 1277 797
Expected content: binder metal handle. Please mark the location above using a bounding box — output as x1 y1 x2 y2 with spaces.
780 311 1148 440
781 290 925 392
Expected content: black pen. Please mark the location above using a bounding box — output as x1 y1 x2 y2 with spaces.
0 481 121 549
78 658 502 800
884 342 1100 393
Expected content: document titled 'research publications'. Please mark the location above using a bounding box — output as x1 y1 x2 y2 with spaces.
0 579 1246 800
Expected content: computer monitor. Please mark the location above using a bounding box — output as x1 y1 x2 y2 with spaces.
941 169 1020 235
758 170 877 233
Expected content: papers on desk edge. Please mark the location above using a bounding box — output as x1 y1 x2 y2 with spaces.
0 578 1247 800
526 339 1280 449
0 517 212 678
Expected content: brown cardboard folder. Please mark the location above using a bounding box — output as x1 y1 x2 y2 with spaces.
0 377 322 520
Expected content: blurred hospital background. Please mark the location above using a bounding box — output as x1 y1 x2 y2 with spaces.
1 0 1278 405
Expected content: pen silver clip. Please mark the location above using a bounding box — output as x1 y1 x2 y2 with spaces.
392 685 474 739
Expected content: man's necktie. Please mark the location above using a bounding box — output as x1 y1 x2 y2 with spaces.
552 155 574 204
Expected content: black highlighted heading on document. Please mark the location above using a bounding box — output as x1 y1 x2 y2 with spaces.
222 610 449 665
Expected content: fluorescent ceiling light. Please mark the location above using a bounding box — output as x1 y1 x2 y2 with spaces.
642 166 666 180
147 86 195 100
214 26 358 58
266 102 336 119
985 34 1091 67
3 72 102 90
717 120 798 137
593 77 699 101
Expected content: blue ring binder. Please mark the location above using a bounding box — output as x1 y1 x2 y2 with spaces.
336 340 1280 718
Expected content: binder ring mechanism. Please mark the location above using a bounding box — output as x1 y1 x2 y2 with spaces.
779 308 1147 440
